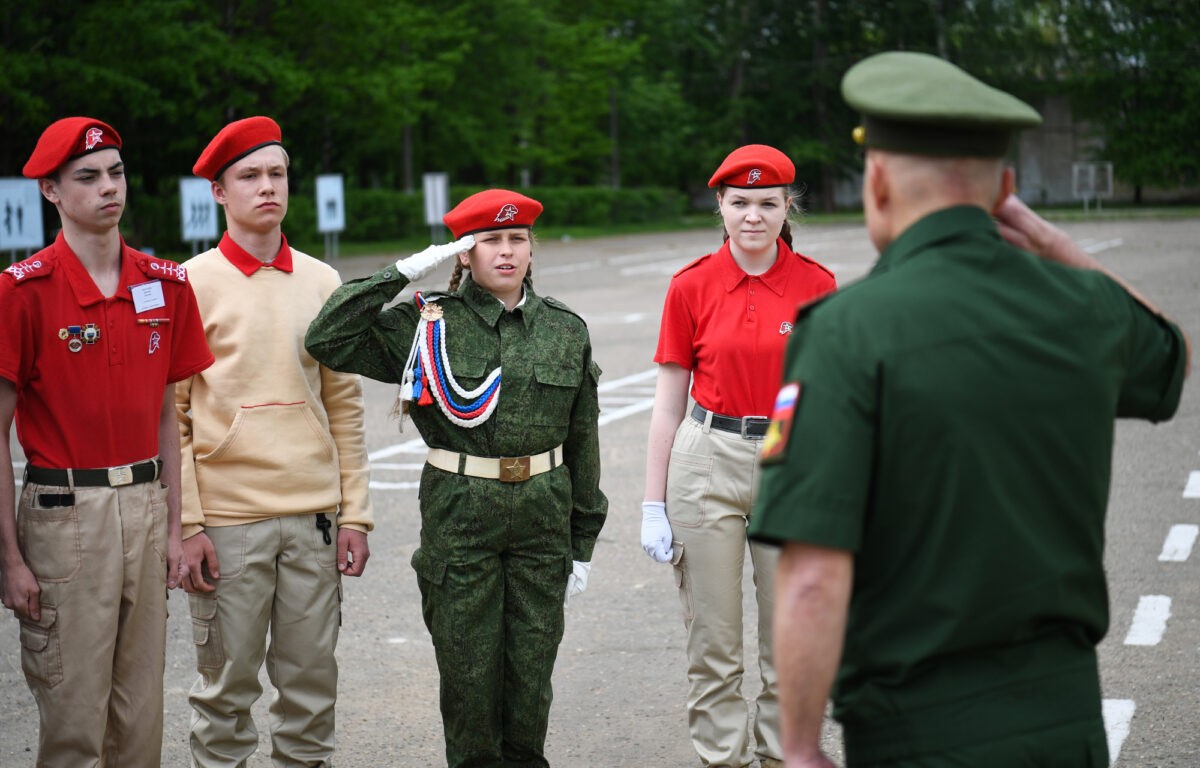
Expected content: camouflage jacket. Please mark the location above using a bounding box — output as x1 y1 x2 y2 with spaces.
305 266 607 561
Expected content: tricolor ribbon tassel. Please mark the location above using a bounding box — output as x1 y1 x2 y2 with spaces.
398 292 501 428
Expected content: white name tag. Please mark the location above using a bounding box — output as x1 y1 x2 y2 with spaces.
130 280 166 313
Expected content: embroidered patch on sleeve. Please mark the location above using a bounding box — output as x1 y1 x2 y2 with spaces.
760 381 801 464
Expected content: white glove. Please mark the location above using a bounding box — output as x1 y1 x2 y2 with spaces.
394 235 475 281
564 560 591 606
641 501 674 563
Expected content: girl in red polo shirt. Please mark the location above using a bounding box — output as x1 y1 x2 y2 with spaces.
641 144 836 768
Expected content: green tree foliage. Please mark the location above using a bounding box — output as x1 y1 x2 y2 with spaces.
1058 0 1200 199
2 0 1197 246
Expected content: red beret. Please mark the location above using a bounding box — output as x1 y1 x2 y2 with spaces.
443 189 543 239
22 117 122 179
707 144 795 189
193 116 283 181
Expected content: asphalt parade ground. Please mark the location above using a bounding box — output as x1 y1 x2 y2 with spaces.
1 215 1198 766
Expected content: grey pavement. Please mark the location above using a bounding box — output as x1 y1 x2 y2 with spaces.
2 216 1198 766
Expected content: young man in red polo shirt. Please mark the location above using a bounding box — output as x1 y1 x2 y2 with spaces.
0 117 213 768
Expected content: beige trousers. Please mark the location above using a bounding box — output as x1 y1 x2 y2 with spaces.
16 477 169 768
188 513 341 768
668 415 780 768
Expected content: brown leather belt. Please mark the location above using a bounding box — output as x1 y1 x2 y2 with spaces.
691 403 770 439
25 459 162 488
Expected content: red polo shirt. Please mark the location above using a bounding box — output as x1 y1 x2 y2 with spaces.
0 233 214 468
655 238 835 416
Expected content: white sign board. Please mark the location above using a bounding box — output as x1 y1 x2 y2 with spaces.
179 177 219 242
316 174 345 233
423 173 449 226
0 178 45 251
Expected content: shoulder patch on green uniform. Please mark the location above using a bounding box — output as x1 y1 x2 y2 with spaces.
2 254 54 284
136 254 189 283
542 295 587 324
672 253 713 278
760 381 801 464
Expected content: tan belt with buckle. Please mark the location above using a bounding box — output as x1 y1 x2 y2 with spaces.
426 445 565 483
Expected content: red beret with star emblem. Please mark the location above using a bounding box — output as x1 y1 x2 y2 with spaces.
707 144 795 189
22 117 122 179
193 116 283 181
443 189 544 239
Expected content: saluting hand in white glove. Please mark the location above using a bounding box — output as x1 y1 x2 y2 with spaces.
564 560 591 606
395 235 475 281
641 501 674 563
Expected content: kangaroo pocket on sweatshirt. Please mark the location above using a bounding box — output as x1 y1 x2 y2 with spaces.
194 402 342 515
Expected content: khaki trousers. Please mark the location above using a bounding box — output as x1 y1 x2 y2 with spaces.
667 415 780 768
188 513 341 768
16 477 169 768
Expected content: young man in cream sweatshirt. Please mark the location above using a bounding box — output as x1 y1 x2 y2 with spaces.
177 116 373 768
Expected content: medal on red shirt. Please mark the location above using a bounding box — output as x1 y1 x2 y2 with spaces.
63 324 83 353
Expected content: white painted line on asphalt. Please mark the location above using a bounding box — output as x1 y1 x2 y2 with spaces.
1124 595 1172 645
1082 238 1123 254
538 259 602 276
1158 525 1199 562
598 367 658 391
369 438 428 461
372 462 425 471
369 480 420 490
598 399 655 427
619 259 690 277
1102 698 1136 765
1183 471 1200 497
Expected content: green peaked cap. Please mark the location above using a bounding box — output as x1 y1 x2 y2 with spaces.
841 51 1043 157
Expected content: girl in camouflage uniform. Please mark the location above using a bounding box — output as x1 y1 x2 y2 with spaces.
306 189 607 768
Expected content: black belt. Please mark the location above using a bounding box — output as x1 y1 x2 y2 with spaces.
25 459 162 488
691 403 770 439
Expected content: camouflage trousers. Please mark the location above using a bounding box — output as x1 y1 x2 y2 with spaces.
412 470 573 768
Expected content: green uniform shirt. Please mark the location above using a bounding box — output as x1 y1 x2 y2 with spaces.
749 206 1187 763
305 267 607 562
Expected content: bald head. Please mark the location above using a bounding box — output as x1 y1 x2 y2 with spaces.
863 149 1013 252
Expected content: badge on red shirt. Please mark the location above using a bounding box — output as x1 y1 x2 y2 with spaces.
760 382 801 464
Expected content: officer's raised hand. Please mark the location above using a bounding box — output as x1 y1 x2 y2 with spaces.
182 532 220 593
641 501 674 563
395 235 475 281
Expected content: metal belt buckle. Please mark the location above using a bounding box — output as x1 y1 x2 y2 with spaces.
741 416 768 440
499 456 531 483
107 465 134 487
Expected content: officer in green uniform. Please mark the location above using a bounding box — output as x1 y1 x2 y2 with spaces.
748 51 1191 768
305 189 607 768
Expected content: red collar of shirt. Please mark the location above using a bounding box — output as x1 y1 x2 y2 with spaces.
218 232 294 275
56 232 144 308
716 237 794 296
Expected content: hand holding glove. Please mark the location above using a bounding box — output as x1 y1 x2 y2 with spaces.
395 235 475 281
564 560 591 606
641 501 674 563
